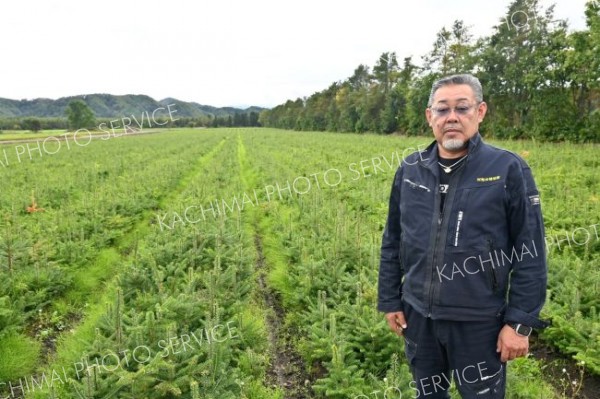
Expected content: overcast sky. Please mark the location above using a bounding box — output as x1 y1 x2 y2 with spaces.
0 0 593 108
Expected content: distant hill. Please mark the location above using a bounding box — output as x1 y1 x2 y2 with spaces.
0 94 266 119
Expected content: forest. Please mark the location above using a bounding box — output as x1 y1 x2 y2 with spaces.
259 0 600 142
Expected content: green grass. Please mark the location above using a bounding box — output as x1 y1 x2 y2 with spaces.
0 334 41 382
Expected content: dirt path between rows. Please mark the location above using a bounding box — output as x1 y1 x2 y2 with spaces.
530 337 600 399
254 234 313 399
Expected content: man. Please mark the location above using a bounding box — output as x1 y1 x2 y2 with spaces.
378 74 548 398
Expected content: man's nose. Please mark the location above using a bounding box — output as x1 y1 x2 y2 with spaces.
446 109 460 122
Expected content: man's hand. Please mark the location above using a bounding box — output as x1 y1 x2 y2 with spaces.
496 324 529 362
385 311 407 337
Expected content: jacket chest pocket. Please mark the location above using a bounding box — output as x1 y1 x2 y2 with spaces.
400 178 434 214
446 181 507 249
400 177 435 243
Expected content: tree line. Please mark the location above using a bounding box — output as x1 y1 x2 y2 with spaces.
0 102 261 132
259 0 600 142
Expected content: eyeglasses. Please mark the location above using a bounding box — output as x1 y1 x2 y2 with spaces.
430 104 478 117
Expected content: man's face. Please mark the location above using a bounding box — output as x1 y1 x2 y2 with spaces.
425 84 487 154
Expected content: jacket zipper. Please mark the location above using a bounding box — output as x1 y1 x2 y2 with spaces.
428 207 443 317
424 158 469 318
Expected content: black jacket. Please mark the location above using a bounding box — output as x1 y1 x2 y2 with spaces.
378 133 548 328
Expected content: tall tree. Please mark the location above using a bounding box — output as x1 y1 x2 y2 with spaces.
394 57 418 133
335 83 360 132
22 117 42 132
422 27 452 75
477 0 567 138
348 64 371 90
563 1 600 140
448 20 475 73
347 65 373 132
65 100 96 130
373 52 399 94
423 20 474 75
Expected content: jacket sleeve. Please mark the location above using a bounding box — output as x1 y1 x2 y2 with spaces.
377 166 404 313
504 160 550 329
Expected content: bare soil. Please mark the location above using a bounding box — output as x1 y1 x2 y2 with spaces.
254 234 314 398
530 335 600 399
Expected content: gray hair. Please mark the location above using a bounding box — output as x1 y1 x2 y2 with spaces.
427 74 483 107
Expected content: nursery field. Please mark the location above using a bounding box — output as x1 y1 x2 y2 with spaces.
0 127 598 399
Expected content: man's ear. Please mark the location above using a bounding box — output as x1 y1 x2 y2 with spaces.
477 102 488 123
